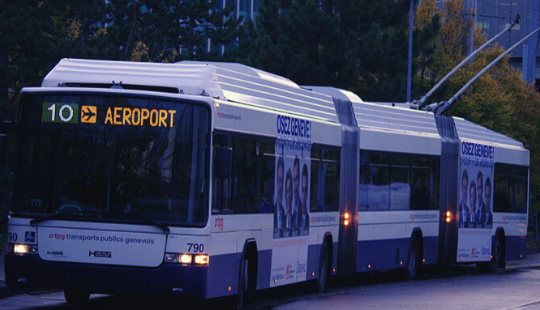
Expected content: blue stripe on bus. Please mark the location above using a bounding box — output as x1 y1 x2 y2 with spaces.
356 236 439 272
505 235 527 260
206 241 340 299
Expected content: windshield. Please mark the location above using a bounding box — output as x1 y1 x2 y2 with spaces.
12 93 210 227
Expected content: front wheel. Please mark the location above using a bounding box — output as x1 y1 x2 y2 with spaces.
235 257 248 310
64 289 90 305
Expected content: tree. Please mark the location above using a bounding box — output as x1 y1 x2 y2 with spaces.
417 0 540 211
236 0 440 102
79 0 240 62
236 0 356 88
0 0 106 116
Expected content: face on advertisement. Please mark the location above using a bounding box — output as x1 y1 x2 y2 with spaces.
293 158 300 203
462 172 468 206
277 159 284 207
469 180 476 212
477 172 483 207
286 169 293 214
485 178 492 212
301 164 308 214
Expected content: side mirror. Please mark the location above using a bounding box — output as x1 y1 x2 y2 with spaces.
215 147 233 178
0 121 14 166
0 135 6 166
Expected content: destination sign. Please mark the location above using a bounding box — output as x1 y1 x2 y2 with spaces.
104 107 176 127
42 103 177 128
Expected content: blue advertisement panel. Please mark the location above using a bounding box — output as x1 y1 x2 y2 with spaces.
457 142 495 262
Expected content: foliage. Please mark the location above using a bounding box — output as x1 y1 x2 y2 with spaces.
236 0 440 102
417 0 540 211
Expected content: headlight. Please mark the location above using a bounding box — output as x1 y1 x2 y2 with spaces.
164 253 209 265
8 243 38 254
194 255 209 265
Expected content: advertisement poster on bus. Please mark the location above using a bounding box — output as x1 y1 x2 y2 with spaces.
457 141 494 262
271 115 311 287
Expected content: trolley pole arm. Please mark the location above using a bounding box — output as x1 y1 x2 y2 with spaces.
433 25 540 115
412 14 520 110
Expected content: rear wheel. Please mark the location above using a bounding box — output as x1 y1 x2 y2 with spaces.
316 240 330 293
405 234 419 281
492 232 505 269
477 232 503 272
64 289 90 305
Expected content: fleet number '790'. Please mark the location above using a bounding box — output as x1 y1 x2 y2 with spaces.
187 243 204 252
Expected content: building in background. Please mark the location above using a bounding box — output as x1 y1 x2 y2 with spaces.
462 0 539 84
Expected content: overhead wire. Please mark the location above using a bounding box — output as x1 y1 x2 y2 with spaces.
477 0 540 25
502 0 540 16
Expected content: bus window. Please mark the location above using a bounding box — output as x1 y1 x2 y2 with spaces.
309 146 340 212
359 152 440 212
212 133 275 214
494 164 528 213
13 94 210 226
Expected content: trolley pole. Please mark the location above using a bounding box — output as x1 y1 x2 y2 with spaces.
433 26 540 115
411 14 520 110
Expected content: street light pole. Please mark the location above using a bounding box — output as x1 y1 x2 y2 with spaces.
407 0 414 103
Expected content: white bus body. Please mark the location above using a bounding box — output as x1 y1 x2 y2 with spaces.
4 59 529 306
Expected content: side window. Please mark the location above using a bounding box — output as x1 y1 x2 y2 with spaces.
310 145 340 212
212 133 275 214
359 151 440 212
494 164 528 213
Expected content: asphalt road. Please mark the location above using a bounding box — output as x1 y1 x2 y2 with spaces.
2 264 540 310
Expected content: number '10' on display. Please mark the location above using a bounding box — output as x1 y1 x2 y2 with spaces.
42 102 79 124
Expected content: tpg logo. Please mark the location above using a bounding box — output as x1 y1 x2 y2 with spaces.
48 233 65 241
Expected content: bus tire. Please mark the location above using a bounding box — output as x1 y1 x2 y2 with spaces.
64 289 90 305
405 234 420 281
316 239 331 293
235 256 248 309
493 231 505 269
477 230 505 272
235 245 256 310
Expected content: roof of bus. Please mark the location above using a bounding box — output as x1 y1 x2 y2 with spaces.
41 58 524 149
42 58 339 123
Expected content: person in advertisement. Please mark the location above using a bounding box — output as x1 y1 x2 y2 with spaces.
469 180 478 228
459 169 471 228
292 157 301 228
480 177 494 228
475 172 486 228
274 157 286 237
283 169 294 237
296 164 310 234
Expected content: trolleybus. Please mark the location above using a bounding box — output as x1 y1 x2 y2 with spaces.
3 59 529 308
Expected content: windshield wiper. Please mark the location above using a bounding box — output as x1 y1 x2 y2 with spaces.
29 209 85 226
30 206 170 234
123 209 170 234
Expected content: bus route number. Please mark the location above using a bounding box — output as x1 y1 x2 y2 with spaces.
7 232 18 242
187 243 204 253
42 102 79 124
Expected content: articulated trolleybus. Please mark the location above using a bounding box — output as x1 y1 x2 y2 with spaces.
5 59 529 307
